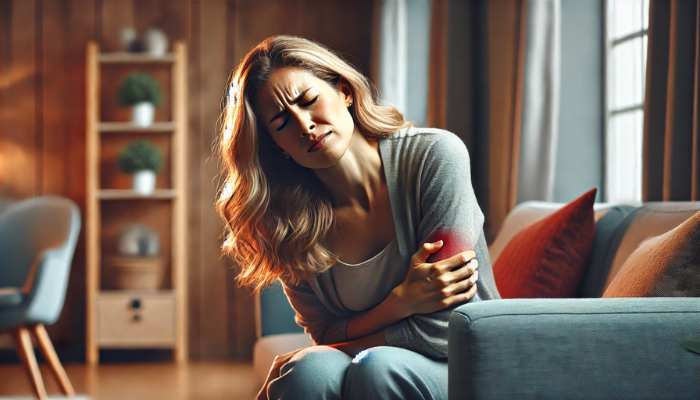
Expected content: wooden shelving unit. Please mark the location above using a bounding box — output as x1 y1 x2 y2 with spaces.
85 41 188 365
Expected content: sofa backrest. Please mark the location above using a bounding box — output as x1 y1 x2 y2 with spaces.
255 280 305 338
489 200 700 298
489 201 633 264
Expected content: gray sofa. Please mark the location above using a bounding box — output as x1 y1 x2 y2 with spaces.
253 201 700 398
449 201 700 399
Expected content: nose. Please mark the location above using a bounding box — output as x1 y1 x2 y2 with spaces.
290 107 315 136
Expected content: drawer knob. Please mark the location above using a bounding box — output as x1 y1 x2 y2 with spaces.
131 299 141 309
132 314 141 322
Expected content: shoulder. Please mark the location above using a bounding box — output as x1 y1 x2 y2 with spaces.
382 126 463 146
380 127 470 165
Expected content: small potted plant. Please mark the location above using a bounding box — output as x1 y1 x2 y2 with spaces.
118 140 164 195
117 72 163 127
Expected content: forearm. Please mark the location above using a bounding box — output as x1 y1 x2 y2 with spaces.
321 289 408 357
345 290 407 341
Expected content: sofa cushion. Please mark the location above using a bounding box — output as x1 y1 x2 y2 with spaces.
575 205 636 298
603 209 700 297
601 202 700 292
493 189 596 298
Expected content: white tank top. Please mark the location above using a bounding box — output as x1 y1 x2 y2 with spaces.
330 237 408 312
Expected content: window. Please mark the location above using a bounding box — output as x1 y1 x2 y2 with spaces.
605 0 649 203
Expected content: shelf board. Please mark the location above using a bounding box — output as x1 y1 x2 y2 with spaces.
98 52 176 63
98 122 176 133
98 339 176 349
98 290 176 298
97 189 177 200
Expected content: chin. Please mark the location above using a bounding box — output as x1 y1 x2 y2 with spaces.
305 143 345 169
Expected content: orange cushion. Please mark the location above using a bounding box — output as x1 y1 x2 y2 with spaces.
602 209 700 297
493 189 597 298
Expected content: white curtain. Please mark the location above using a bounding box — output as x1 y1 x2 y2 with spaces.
378 0 432 127
516 0 561 203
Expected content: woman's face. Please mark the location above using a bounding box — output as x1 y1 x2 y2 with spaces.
255 67 354 169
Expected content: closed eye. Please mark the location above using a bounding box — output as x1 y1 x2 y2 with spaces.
276 96 317 131
301 96 318 107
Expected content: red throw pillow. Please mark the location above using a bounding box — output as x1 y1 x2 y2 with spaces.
493 188 597 298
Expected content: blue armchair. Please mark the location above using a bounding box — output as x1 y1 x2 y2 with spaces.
0 196 81 400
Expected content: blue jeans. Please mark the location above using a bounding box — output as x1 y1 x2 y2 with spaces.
267 346 448 400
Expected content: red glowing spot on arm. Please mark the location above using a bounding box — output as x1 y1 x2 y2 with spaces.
425 228 475 264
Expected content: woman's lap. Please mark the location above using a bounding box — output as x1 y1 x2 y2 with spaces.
267 346 447 400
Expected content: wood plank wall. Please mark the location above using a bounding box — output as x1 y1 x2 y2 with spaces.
0 0 377 361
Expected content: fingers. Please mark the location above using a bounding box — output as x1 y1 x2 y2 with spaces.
412 241 444 263
434 259 477 287
452 259 479 280
433 250 477 272
442 270 478 298
461 279 478 301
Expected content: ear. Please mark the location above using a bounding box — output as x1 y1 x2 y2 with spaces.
339 79 354 107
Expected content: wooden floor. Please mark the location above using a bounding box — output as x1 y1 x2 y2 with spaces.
0 361 260 400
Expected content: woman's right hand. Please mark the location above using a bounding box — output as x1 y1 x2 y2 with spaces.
391 240 479 317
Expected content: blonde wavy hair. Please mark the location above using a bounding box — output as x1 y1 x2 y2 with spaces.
217 35 412 293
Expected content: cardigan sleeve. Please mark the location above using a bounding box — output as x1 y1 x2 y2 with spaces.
279 277 350 346
384 131 486 359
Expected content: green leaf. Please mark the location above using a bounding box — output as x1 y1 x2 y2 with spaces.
117 140 164 174
679 339 700 356
116 72 163 107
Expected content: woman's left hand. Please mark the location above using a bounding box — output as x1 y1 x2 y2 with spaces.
256 346 312 400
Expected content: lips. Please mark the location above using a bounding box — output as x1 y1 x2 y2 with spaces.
307 132 331 152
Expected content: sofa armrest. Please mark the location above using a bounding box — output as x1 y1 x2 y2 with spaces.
448 298 700 400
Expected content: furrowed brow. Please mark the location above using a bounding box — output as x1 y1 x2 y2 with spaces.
268 88 312 124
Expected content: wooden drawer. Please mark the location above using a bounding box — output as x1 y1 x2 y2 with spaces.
97 292 176 348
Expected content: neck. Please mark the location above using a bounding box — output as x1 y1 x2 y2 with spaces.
312 129 384 211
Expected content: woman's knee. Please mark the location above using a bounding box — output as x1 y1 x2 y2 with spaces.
344 346 448 400
268 346 352 400
346 346 406 381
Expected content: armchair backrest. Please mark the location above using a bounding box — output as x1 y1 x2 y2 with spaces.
0 196 80 324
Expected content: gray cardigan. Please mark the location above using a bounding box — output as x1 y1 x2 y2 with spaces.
280 127 501 359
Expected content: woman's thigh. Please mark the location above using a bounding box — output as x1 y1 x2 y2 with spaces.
267 346 352 400
343 346 448 400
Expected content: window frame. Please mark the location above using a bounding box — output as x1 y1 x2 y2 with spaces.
602 0 650 203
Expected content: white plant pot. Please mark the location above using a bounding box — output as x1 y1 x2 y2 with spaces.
144 28 168 57
132 102 155 127
133 170 156 195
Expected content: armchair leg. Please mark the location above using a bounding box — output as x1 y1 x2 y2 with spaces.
11 327 48 400
31 324 76 397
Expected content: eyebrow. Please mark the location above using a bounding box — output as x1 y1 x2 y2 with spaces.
268 88 313 124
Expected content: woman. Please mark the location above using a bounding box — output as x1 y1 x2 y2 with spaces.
217 36 500 400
